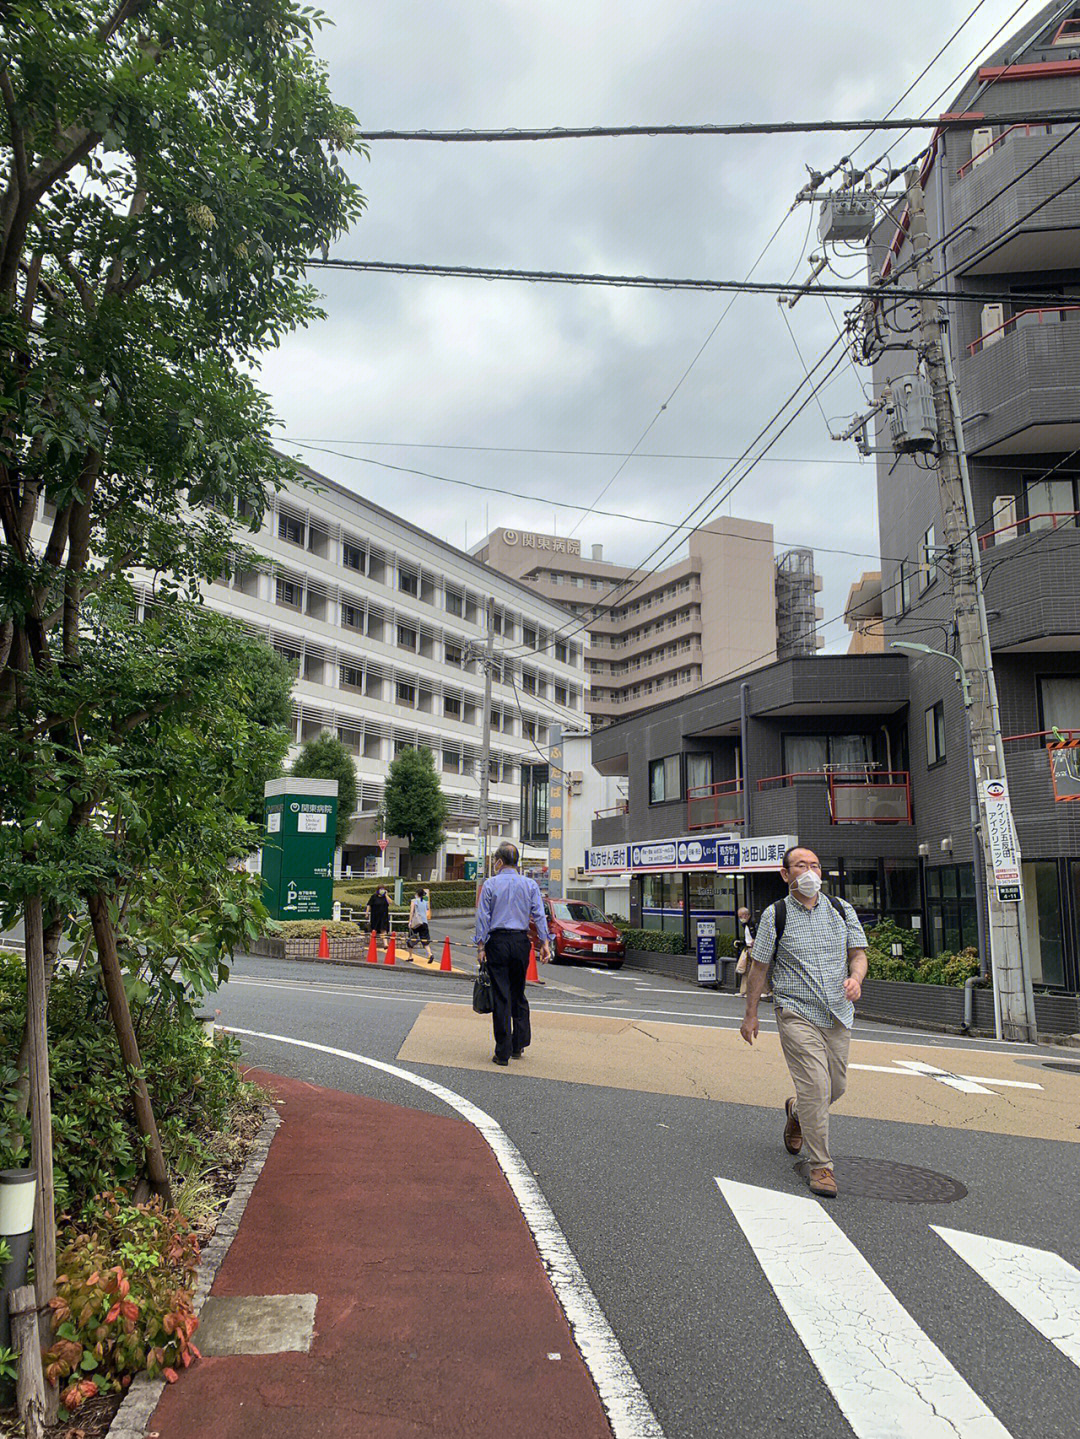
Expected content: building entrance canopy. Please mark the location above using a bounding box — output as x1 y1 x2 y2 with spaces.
585 833 795 875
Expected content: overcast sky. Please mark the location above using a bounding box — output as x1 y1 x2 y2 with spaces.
258 0 1038 653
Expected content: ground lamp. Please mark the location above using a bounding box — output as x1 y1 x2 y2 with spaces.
0 1168 36 1355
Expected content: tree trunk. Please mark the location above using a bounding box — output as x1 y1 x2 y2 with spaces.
23 897 58 1425
9 1286 47 1439
8 915 64 1145
87 892 173 1204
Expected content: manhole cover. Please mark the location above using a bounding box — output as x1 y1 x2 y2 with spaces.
1042 1060 1080 1075
794 1156 967 1204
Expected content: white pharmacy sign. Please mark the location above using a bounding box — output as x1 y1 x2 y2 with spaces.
979 777 1022 903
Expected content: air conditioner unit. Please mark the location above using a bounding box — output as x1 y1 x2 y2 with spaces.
970 126 994 166
888 374 937 453
981 303 1005 345
992 494 1018 544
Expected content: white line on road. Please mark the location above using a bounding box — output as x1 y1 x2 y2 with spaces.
224 1026 665 1439
849 1063 1042 1091
933 1226 1080 1372
225 976 1048 1058
716 1179 1012 1439
894 1058 995 1094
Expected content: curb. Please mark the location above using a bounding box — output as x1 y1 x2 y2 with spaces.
104 1103 282 1439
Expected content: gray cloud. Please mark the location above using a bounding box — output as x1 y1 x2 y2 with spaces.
260 1 1039 649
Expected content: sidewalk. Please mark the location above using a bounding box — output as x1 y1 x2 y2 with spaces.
146 1071 613 1439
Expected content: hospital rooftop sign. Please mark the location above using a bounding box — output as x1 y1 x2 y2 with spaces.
502 528 581 556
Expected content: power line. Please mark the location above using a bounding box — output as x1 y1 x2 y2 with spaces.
279 436 873 465
285 438 893 563
502 336 853 660
566 206 800 539
305 257 1064 307
355 113 1080 141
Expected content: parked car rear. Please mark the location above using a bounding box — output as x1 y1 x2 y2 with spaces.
543 899 626 968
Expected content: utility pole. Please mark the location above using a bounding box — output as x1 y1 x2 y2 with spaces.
904 168 1037 1043
474 597 495 880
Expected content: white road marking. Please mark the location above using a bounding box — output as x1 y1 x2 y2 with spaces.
717 1179 1012 1439
894 1058 995 1094
849 1063 1042 1092
933 1226 1080 1371
225 1026 664 1439
225 975 1047 1057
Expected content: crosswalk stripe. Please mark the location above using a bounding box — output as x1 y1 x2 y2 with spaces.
932 1226 1080 1371
716 1179 1012 1439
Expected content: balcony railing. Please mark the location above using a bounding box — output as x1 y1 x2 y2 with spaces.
979 511 1080 549
686 780 744 831
956 122 1059 179
968 306 1080 357
593 801 629 821
756 770 912 824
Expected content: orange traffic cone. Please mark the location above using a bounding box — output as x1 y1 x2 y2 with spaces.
385 933 396 965
440 937 452 972
526 943 539 983
366 931 377 964
318 927 330 960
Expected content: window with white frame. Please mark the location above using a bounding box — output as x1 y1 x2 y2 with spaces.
918 525 937 592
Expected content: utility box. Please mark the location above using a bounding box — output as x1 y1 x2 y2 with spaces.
261 777 338 921
818 194 876 244
889 374 937 453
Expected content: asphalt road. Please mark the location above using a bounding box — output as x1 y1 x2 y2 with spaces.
214 947 1079 1439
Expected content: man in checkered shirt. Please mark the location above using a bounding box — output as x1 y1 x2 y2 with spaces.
740 846 868 1199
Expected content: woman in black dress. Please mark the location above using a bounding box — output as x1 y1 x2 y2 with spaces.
366 885 391 951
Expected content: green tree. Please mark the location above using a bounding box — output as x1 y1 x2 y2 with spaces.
291 730 357 850
381 746 449 857
0 1 362 1328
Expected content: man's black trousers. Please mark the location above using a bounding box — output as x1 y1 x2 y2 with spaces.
485 928 532 1061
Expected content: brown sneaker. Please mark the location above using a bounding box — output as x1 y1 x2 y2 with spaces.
783 1097 803 1155
808 1166 837 1198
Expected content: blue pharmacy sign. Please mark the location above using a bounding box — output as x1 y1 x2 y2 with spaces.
696 920 717 986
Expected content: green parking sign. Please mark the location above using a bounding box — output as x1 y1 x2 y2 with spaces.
261 777 339 921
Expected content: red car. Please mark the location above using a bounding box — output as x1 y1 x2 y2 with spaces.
543 898 626 968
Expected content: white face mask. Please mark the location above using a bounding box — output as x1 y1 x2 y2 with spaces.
794 870 822 897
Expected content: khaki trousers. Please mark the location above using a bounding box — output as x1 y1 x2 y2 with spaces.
775 1008 850 1170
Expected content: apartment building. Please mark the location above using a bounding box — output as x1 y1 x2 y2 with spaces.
871 0 1080 992
475 520 822 727
31 461 587 878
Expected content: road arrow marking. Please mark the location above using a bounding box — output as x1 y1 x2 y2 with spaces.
893 1058 996 1093
717 1179 1012 1438
933 1226 1080 1372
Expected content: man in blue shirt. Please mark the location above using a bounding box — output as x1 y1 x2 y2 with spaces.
474 841 551 1065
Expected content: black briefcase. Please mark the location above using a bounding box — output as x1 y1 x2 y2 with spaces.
472 963 493 1014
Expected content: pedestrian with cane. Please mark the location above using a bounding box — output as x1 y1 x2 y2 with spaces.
474 841 551 1065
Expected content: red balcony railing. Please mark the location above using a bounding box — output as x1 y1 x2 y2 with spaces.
968 305 1080 356
593 801 629 821
979 511 1080 548
686 779 744 831
756 770 912 824
1002 728 1079 753
955 122 1059 178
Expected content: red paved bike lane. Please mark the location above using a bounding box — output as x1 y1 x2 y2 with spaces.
148 1071 614 1439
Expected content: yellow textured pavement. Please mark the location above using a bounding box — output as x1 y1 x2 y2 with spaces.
397 1003 1080 1143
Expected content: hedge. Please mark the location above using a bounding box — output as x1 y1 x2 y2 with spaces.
272 920 363 938
615 927 688 954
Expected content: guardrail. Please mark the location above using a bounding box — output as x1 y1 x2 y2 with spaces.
968 305 1080 356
